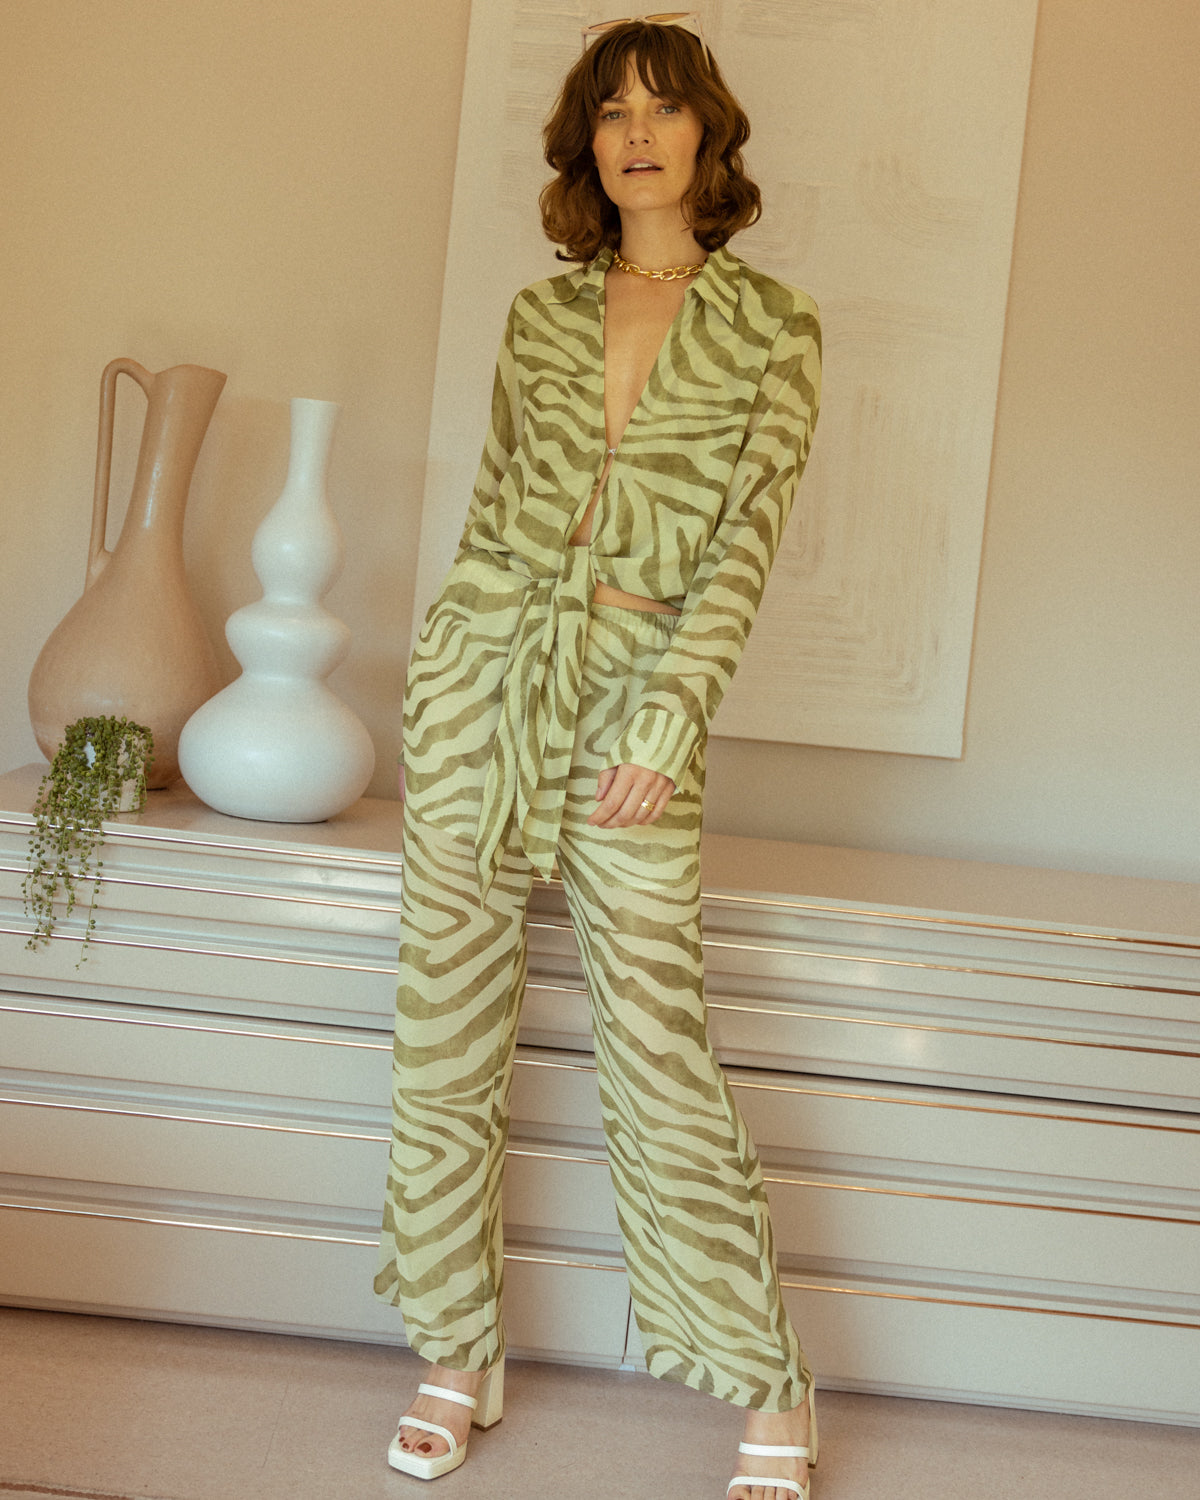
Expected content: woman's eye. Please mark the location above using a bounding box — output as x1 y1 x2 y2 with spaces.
600 108 623 121
660 103 679 114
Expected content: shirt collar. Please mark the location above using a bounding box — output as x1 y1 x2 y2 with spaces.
559 243 742 325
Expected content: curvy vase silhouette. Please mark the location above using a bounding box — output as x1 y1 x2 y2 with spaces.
28 358 226 788
179 397 375 822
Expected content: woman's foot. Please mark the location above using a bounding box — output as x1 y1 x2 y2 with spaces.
727 1389 815 1500
393 1362 486 1462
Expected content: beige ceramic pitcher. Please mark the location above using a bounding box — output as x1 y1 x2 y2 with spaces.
28 358 227 787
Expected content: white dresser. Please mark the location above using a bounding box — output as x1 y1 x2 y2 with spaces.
1 764 1197 1423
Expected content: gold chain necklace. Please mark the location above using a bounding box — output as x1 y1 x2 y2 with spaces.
613 250 706 282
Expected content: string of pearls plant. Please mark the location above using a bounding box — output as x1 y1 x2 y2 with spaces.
23 715 154 961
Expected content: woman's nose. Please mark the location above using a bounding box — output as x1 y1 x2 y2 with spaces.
626 115 652 144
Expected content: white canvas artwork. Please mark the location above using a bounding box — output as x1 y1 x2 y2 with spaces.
412 0 1040 757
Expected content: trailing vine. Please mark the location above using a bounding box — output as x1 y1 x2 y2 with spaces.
22 715 154 960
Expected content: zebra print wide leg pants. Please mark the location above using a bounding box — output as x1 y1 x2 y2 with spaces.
375 600 811 1412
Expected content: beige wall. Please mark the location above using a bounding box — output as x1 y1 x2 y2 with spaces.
0 0 472 800
2 0 1196 884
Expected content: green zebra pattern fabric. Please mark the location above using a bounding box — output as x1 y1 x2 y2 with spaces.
377 602 813 1411
446 244 821 898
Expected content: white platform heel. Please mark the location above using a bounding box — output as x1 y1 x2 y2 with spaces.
726 1381 818 1500
387 1358 505 1480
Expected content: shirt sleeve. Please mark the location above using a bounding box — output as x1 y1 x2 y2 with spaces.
453 298 522 556
607 298 822 784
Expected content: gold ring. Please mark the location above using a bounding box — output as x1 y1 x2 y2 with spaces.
641 799 656 812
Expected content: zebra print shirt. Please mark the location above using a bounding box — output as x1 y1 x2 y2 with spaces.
452 244 821 891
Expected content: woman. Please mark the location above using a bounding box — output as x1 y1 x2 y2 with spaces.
376 16 822 1499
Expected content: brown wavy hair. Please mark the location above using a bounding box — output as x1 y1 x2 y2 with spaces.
540 21 761 263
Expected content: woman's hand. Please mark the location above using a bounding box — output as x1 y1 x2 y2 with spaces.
587 763 676 828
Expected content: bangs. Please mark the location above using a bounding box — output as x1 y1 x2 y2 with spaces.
586 27 701 110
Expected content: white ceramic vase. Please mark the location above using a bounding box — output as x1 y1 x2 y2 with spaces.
179 398 375 821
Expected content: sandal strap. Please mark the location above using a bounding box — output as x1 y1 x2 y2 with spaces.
727 1478 805 1499
395 1415 458 1455
417 1381 478 1411
738 1441 810 1459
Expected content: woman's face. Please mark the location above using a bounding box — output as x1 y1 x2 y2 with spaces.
590 61 703 215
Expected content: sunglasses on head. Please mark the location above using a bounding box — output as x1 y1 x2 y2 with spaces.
581 12 711 70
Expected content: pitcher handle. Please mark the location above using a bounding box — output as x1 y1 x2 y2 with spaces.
88 357 154 586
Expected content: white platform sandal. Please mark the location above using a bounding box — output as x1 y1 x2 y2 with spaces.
726 1382 818 1500
387 1358 505 1480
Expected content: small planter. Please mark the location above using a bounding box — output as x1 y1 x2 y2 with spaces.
23 715 154 960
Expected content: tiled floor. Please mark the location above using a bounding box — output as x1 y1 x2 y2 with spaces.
1 1307 1198 1500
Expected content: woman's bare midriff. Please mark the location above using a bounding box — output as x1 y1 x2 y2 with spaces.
592 580 681 615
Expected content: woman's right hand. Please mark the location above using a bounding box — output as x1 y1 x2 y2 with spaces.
588 763 675 828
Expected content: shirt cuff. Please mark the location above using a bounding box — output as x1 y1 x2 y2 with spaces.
608 706 700 787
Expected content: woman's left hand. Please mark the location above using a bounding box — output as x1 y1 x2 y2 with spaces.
588 763 676 828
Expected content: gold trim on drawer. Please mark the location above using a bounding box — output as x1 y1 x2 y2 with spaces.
730 1077 1200 1134
526 917 1199 997
513 1054 600 1074
702 937 1200 1001
523 979 1200 1059
0 1095 388 1143
0 1201 623 1275
528 907 1200 962
779 1278 1200 1330
708 997 1200 1058
0 860 401 914
0 1199 377 1245
502 1250 625 1273
0 924 397 974
506 1147 608 1167
0 1103 606 1167
0 1001 391 1051
515 1153 1200 1224
701 891 1200 954
509 1054 1200 1137
76 869 397 914
0 817 403 869
762 1174 1200 1226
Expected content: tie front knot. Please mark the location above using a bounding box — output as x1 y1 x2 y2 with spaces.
474 549 596 897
